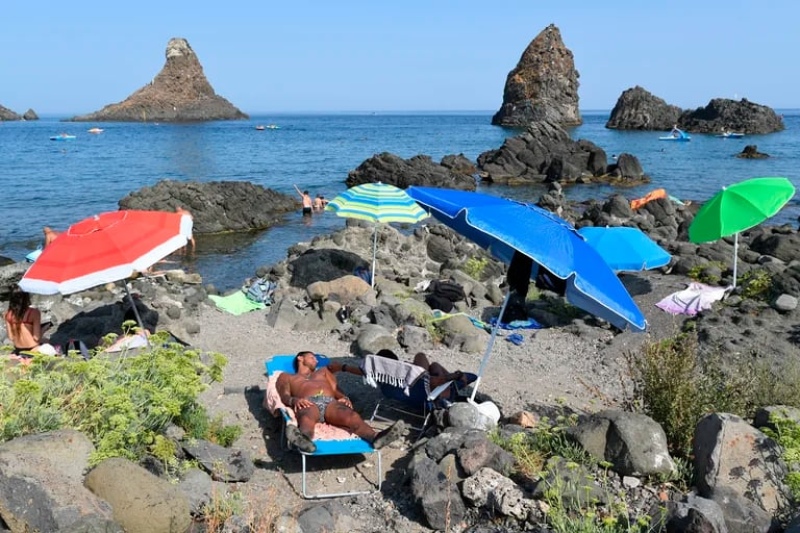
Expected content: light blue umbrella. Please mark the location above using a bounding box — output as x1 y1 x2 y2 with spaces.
577 226 671 272
326 182 428 286
407 186 647 401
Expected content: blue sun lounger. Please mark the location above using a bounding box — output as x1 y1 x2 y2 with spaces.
264 354 383 499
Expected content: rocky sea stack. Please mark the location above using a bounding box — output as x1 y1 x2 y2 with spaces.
70 38 247 123
607 86 783 134
0 104 21 121
492 24 580 128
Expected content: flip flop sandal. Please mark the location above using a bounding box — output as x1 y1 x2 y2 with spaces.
372 420 406 449
286 424 316 453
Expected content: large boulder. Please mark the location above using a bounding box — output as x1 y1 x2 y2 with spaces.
477 120 648 186
84 457 191 533
0 430 120 533
22 108 38 121
492 24 581 127
119 179 297 234
346 152 476 190
70 37 247 122
606 86 682 131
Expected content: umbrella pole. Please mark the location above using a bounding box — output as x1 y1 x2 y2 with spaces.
732 232 739 288
371 225 378 288
469 290 513 402
123 283 150 346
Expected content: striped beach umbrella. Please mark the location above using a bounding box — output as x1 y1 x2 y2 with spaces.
326 182 427 286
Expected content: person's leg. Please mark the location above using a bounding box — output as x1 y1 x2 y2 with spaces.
295 406 321 439
324 402 406 449
412 352 432 370
324 402 376 441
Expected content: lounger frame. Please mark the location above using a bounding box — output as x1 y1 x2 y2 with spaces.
266 355 383 499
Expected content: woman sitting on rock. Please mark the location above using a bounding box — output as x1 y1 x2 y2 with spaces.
4 286 57 357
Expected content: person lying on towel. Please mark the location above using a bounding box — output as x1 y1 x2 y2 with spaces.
276 351 405 453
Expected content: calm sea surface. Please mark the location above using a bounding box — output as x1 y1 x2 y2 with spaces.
2 111 799 290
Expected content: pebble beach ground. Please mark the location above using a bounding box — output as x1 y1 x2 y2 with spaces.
191 269 689 519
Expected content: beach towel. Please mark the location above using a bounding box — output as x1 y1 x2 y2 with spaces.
655 282 730 316
104 333 149 353
209 291 266 315
630 188 667 210
362 355 426 396
430 310 541 333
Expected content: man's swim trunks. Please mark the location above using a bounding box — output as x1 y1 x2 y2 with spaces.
308 395 335 422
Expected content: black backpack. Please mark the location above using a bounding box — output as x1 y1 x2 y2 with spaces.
425 280 466 312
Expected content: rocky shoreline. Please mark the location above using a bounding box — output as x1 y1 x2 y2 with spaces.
2 185 800 531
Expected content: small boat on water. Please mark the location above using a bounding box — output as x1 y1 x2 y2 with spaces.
717 130 745 139
266 124 280 130
255 125 265 131
50 133 76 141
87 127 104 134
659 127 691 141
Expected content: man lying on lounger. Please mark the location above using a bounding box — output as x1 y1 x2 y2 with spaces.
276 351 405 453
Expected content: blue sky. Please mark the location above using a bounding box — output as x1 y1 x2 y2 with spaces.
1 1 796 114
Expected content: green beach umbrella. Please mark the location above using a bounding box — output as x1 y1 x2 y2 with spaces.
688 176 795 287
326 182 428 287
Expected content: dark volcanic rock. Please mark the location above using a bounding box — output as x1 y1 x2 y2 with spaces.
119 180 297 234
70 38 247 123
736 144 770 159
492 24 581 127
606 86 682 131
477 120 649 186
677 98 783 134
0 104 21 121
22 109 39 121
346 153 476 190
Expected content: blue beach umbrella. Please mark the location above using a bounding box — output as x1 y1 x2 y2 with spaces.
577 226 671 272
407 186 647 400
326 182 428 286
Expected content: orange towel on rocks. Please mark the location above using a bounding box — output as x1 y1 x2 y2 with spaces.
631 188 667 210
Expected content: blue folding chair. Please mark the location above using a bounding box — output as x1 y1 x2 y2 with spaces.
363 354 477 440
264 354 383 499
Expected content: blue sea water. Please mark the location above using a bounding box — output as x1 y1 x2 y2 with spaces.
2 111 799 291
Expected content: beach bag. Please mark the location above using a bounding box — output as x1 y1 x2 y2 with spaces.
430 280 466 303
425 280 467 312
244 277 277 305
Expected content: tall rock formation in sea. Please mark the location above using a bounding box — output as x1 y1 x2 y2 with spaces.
0 104 21 121
492 24 581 127
70 38 247 122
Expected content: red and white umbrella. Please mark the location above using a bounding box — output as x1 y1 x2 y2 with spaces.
19 210 193 295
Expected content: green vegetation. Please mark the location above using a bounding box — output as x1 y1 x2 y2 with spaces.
686 261 726 284
625 331 800 460
761 414 800 502
463 256 489 280
0 331 233 465
491 417 663 532
737 269 773 300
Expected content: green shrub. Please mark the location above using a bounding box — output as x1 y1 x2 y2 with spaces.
463 256 489 280
761 414 800 502
625 332 755 458
738 269 773 300
0 332 226 465
686 261 726 284
490 415 592 480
